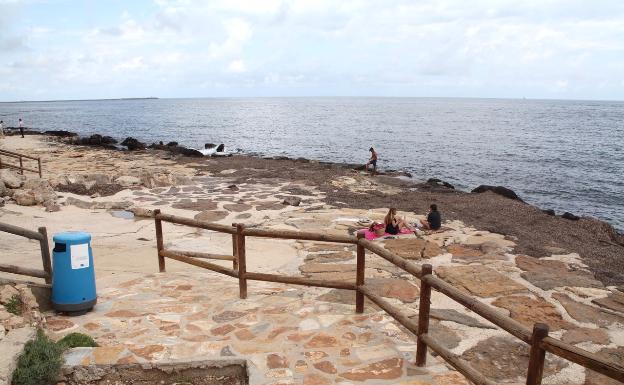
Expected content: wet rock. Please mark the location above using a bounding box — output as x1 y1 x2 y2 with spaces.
553 293 623 327
194 210 229 222
561 328 610 345
166 141 178 146
462 336 567 382
120 137 146 151
492 295 572 331
471 185 524 202
282 196 301 206
205 143 216 149
543 209 556 216
426 178 455 189
339 357 403 381
562 212 580 221
45 130 77 137
436 266 527 297
591 290 624 313
516 255 603 290
365 278 420 303
216 144 225 152
384 238 444 260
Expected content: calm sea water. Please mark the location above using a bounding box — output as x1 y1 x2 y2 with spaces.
1 97 622 230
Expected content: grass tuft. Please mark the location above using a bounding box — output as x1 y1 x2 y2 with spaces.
12 329 64 385
4 294 23 316
57 332 99 349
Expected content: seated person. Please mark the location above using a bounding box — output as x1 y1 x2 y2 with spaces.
419 204 442 230
384 208 412 235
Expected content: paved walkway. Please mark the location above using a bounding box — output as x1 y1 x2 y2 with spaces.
45 272 469 385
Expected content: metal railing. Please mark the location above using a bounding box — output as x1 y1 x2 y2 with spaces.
0 222 52 284
152 210 624 385
0 149 42 177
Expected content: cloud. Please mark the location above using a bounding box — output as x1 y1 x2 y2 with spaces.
0 0 623 100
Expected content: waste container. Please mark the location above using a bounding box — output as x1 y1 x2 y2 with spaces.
51 231 97 313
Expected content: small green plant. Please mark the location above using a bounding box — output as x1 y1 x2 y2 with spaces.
12 329 64 385
57 332 98 349
4 294 22 315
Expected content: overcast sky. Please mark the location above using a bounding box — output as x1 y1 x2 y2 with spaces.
1 0 623 101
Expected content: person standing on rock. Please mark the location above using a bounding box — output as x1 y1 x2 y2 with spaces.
366 147 378 175
0 120 4 138
18 118 24 138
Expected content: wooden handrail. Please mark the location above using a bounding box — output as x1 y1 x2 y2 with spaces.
0 149 42 177
168 249 235 261
0 223 52 283
152 211 624 384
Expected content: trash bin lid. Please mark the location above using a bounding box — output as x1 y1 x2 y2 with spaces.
53 231 91 244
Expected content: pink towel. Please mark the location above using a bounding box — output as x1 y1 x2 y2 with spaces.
361 225 413 240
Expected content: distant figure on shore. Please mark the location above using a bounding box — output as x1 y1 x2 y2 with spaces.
19 118 24 138
0 120 4 137
366 147 378 175
384 207 412 235
419 204 442 230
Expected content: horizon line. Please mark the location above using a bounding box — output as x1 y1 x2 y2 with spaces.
1 95 623 104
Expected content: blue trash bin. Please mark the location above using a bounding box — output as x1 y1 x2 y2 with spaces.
51 232 97 313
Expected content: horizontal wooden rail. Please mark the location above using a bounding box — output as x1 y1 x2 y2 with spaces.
358 238 423 278
160 250 238 278
423 274 532 344
0 149 40 160
541 336 624 382
0 163 40 175
156 213 236 234
242 227 358 244
168 249 235 261
0 222 44 241
420 334 497 385
151 211 624 384
0 263 49 279
246 272 356 290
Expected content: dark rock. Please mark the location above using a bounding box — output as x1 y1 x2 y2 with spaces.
205 143 216 149
282 196 302 206
45 130 77 137
150 143 203 157
427 178 455 189
166 141 178 146
296 157 310 163
562 212 580 221
543 209 556 216
121 137 146 151
227 185 239 191
216 144 225 152
471 185 523 202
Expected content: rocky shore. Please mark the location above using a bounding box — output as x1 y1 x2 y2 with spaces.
1 131 623 286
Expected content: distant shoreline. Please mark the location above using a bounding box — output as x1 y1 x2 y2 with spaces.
0 97 159 104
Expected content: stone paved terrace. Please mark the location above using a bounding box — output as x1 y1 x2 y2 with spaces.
46 272 471 385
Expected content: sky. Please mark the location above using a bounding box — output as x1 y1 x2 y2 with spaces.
0 0 623 101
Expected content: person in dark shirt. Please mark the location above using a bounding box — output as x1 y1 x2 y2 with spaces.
420 204 442 230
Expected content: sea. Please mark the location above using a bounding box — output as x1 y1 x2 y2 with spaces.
1 97 622 231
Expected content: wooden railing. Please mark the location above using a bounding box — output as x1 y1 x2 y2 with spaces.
0 222 52 284
0 149 42 177
153 210 624 385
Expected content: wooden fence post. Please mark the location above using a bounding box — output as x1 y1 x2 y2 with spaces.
37 227 52 284
37 158 42 178
154 209 165 272
231 223 238 271
236 223 247 299
355 233 365 313
416 263 433 366
526 323 550 385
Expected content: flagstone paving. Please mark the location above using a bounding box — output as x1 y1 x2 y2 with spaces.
46 272 467 384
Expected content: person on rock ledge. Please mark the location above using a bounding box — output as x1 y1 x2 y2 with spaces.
19 118 24 138
385 207 413 235
365 147 378 175
418 204 442 230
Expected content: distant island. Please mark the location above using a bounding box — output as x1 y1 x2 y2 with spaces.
0 97 159 104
